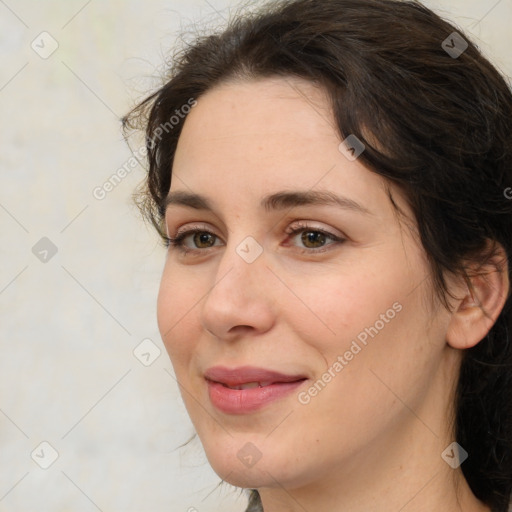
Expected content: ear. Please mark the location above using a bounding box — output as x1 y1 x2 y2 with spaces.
446 241 510 350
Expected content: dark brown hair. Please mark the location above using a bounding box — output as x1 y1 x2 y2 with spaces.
122 1 512 511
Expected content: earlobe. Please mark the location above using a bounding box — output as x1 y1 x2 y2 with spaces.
446 243 510 350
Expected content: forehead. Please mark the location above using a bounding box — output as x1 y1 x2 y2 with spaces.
177 77 335 155
170 77 401 221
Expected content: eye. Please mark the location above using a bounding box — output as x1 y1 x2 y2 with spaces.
164 221 346 255
284 221 346 253
165 225 221 254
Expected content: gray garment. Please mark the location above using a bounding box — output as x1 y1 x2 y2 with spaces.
244 489 512 511
245 490 263 512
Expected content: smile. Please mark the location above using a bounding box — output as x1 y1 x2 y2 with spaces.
204 365 308 414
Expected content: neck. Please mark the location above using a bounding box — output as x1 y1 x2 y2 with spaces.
258 467 490 512
257 350 491 512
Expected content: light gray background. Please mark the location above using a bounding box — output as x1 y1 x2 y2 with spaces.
1 1 511 511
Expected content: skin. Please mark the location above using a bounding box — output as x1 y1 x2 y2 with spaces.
157 76 508 512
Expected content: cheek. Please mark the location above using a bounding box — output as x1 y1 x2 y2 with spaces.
307 273 438 423
156 265 201 367
297 251 433 392
292 261 405 347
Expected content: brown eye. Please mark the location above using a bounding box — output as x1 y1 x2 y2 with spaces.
285 222 345 253
166 227 221 253
300 230 328 248
192 232 216 248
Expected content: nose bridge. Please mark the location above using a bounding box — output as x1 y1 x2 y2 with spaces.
214 233 266 296
200 231 273 336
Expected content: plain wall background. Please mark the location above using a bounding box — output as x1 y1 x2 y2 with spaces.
1 1 511 511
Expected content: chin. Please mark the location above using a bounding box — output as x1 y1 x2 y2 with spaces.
200 434 309 490
212 462 271 489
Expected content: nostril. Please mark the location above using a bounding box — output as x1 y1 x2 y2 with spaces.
228 325 254 334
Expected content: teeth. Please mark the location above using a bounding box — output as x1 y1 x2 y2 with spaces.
226 381 273 390
235 382 260 390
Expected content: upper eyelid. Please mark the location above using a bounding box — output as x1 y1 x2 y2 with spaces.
286 222 342 239
174 222 214 236
171 221 341 237
170 222 344 247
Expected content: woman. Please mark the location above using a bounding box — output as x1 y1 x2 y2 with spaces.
123 0 512 510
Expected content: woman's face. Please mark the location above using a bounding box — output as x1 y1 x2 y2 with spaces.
157 77 457 491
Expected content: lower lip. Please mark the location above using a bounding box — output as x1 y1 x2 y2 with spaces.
206 379 306 414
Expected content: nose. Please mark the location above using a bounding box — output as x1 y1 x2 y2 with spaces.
200 237 275 341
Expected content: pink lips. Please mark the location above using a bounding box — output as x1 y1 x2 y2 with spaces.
204 365 307 414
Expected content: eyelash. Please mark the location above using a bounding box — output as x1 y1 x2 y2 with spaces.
164 221 346 255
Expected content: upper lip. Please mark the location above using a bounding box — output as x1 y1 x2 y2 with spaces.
204 366 307 386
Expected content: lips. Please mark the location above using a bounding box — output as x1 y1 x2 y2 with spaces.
204 366 308 414
221 381 273 390
204 365 307 387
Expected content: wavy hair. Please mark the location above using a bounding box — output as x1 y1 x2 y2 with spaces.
123 1 512 511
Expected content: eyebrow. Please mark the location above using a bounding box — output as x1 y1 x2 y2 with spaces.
163 190 372 216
